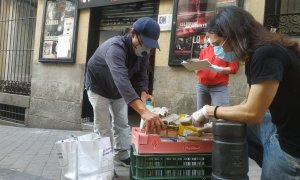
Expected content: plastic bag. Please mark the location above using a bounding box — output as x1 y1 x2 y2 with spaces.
55 133 114 180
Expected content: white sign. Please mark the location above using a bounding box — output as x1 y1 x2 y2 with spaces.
158 14 172 31
57 36 71 58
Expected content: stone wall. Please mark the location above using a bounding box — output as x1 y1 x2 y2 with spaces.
27 63 85 130
27 1 90 129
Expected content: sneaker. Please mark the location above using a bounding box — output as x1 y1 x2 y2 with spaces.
113 169 118 179
114 158 130 168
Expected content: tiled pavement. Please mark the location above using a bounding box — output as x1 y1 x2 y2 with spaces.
0 117 262 180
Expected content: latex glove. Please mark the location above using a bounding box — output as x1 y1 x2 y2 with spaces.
198 122 212 133
191 106 209 127
209 65 223 72
179 116 193 126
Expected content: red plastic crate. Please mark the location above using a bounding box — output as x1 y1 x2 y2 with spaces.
132 127 212 154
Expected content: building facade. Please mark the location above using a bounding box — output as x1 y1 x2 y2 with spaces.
0 0 299 129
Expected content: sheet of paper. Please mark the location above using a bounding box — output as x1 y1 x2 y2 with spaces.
181 59 211 71
56 36 70 58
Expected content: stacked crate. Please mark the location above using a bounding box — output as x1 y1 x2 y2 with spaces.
130 128 212 180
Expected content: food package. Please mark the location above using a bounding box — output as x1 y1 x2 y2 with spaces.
160 125 179 138
152 107 169 117
185 133 213 141
161 114 179 125
178 123 200 136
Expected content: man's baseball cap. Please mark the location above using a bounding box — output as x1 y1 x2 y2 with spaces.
133 17 160 49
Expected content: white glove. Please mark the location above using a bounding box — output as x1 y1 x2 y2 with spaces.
209 65 223 72
191 106 209 127
198 122 213 133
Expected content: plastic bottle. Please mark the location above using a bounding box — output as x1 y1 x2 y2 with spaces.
145 99 154 111
139 100 154 129
212 120 249 180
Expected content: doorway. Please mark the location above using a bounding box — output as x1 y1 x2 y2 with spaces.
81 1 159 123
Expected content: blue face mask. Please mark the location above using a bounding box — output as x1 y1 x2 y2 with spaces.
213 44 238 62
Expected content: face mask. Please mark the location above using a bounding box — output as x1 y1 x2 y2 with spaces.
134 44 151 57
213 42 238 62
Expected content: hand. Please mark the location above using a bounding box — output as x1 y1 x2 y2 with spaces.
191 106 209 127
209 65 223 72
197 122 212 133
179 116 192 126
141 110 164 134
141 92 155 106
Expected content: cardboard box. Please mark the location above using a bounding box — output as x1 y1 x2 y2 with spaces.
132 127 212 154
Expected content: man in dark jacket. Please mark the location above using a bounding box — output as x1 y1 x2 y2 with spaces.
85 17 164 167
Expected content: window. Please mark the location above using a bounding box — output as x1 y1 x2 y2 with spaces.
264 0 300 36
0 0 37 95
168 0 243 66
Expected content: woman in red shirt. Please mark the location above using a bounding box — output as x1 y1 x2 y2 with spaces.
196 41 239 110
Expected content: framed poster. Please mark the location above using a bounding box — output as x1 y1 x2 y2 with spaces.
168 0 244 66
39 0 78 63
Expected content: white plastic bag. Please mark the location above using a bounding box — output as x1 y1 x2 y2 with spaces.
56 133 114 180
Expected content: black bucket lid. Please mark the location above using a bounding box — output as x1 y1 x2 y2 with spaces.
213 120 247 138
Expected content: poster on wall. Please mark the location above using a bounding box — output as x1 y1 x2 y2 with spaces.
39 0 78 63
169 0 242 65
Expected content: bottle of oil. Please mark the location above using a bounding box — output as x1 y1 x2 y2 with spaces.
212 120 249 180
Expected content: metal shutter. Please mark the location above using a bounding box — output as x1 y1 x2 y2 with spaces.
99 0 159 31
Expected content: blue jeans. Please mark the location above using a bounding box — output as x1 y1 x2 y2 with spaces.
196 83 229 110
247 113 300 180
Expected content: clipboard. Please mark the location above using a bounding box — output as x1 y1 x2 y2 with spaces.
181 59 211 71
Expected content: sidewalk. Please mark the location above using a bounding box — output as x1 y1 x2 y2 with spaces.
0 123 261 180
0 124 129 180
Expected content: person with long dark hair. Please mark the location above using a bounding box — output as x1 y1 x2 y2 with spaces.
190 6 300 179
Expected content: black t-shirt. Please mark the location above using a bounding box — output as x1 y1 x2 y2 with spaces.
245 44 300 158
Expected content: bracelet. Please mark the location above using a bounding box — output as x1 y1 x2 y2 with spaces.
214 106 220 119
